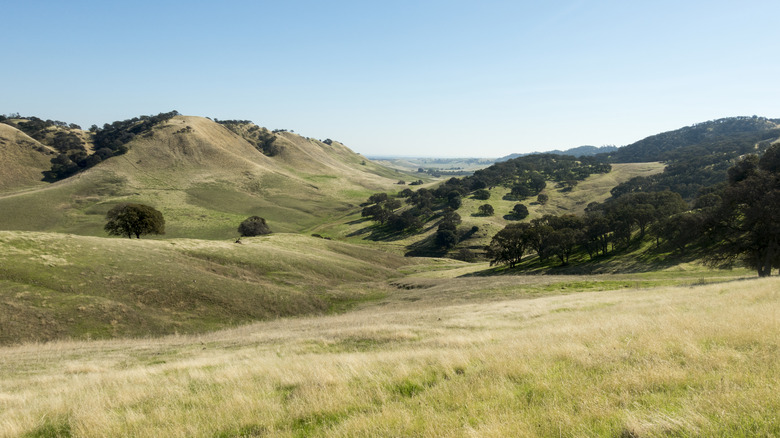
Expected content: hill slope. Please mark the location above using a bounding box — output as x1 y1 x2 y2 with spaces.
606 116 780 163
0 116 416 238
0 123 55 193
603 116 780 199
0 231 411 345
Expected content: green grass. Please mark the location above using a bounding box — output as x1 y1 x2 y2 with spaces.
0 231 410 345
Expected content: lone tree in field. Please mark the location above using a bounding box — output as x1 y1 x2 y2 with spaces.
104 203 165 238
238 216 272 237
512 203 529 220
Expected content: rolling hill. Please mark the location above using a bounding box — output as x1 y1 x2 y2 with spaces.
0 123 55 193
0 230 412 345
0 115 419 238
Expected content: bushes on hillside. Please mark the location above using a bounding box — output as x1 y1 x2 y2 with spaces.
238 216 272 237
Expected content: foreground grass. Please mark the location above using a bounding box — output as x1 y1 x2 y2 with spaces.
1 276 777 437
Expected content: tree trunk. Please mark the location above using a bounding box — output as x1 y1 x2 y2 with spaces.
758 241 777 277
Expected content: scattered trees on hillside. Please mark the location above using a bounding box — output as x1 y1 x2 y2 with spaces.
607 121 780 200
104 204 165 239
238 216 272 237
37 111 180 181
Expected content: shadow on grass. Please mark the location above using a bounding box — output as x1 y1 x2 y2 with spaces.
462 240 718 277
405 233 449 257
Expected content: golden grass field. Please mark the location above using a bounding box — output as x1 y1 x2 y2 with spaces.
1 270 777 437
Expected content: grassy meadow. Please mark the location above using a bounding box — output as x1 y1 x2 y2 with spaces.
1 271 776 437
0 231 412 345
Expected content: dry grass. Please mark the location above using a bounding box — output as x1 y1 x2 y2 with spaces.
0 124 53 193
1 275 777 437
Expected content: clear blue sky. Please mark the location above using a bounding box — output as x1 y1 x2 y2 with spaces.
4 0 779 157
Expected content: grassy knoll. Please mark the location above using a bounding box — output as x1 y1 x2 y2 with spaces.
0 274 776 437
0 231 411 345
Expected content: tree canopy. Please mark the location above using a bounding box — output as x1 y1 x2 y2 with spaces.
104 204 165 239
238 216 272 237
704 144 780 276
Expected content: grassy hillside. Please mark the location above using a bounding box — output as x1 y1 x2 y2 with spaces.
0 116 418 238
0 231 411 345
0 123 55 193
1 271 774 437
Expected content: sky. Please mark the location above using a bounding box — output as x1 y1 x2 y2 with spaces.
3 0 780 157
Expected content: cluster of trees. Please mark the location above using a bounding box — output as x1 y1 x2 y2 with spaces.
488 190 689 267
609 130 780 200
216 120 281 157
42 111 180 181
361 192 424 233
606 116 779 164
359 154 610 252
703 144 780 276
0 115 81 138
360 187 482 249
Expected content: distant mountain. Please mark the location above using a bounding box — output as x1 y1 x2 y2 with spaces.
496 145 618 162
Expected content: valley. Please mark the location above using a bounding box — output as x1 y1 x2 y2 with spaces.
1 112 779 436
